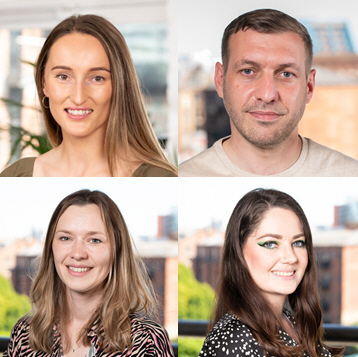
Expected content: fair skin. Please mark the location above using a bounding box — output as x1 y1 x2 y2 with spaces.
215 29 316 175
52 204 111 356
243 208 308 342
34 33 138 177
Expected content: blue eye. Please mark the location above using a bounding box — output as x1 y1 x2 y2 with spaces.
258 241 278 249
282 72 292 78
242 69 253 75
293 240 306 248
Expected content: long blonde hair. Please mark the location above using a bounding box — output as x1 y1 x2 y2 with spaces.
35 14 177 176
29 189 157 354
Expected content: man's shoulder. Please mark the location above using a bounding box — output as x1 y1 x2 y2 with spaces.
179 138 231 177
304 138 358 176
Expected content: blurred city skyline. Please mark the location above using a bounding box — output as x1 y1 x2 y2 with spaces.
0 178 177 241
178 0 358 58
179 178 358 234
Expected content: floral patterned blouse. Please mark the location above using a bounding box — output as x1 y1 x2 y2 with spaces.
3 315 174 357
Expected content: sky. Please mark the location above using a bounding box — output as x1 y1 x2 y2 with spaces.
178 0 358 58
179 177 358 232
0 178 177 241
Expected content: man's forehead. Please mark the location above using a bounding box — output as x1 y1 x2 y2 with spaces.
227 29 306 66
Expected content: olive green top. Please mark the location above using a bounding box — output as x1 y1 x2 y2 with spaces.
0 157 177 177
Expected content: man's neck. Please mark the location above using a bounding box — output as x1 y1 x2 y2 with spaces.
223 132 302 175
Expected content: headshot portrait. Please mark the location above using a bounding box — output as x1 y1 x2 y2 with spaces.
178 1 358 177
0 179 178 356
178 177 358 356
0 2 177 177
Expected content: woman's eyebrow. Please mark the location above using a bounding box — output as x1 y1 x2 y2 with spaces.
256 233 305 240
51 65 110 73
256 233 282 240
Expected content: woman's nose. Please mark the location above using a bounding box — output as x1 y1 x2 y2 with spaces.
279 244 298 264
70 81 88 106
71 240 88 260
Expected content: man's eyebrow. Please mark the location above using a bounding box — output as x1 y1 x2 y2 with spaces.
51 65 111 73
276 63 301 72
232 59 260 71
232 60 302 73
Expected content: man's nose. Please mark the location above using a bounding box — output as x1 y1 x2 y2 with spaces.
253 73 279 103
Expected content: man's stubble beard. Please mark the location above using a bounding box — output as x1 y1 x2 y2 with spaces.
223 85 307 150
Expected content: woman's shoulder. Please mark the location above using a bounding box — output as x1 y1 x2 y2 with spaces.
0 157 36 177
130 316 174 356
200 312 263 357
3 316 32 357
132 163 177 177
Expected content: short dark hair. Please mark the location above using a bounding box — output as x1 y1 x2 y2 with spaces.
221 9 313 74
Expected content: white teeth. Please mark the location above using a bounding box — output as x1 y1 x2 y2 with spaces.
66 109 92 115
68 266 90 272
272 271 294 277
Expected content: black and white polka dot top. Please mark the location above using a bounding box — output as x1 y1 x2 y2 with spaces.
199 311 333 357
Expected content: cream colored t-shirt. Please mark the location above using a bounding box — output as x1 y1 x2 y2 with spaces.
179 136 358 177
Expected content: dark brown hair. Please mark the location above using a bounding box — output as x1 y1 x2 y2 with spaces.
35 14 177 176
221 9 313 74
213 188 343 357
29 189 156 354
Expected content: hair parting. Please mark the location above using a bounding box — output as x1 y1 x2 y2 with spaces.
211 188 343 357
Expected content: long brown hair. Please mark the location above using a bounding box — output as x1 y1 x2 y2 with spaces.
213 188 343 357
35 14 177 176
29 189 157 354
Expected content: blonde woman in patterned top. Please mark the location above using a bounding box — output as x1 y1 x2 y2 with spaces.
200 188 343 357
4 190 174 357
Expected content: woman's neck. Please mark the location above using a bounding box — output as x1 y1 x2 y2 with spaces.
34 135 140 177
66 289 102 324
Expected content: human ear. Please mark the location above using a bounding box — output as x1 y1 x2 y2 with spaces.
306 69 316 104
214 62 224 98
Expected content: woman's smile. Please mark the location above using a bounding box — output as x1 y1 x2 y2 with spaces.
43 33 112 141
52 204 111 296
243 207 308 304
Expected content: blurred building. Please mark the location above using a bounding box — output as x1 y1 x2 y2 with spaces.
334 199 358 229
178 20 358 163
184 227 358 325
158 207 178 240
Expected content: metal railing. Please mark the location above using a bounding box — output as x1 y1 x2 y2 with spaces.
178 320 358 345
0 338 178 357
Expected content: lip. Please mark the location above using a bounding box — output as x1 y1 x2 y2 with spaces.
249 111 283 121
64 107 93 121
271 270 296 279
66 265 93 277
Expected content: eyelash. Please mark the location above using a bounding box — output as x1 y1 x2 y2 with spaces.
59 236 70 241
56 74 68 81
89 238 102 244
258 240 306 249
55 74 106 82
239 69 294 78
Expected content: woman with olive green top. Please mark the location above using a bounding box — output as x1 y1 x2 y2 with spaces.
0 158 176 177
1 14 177 178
